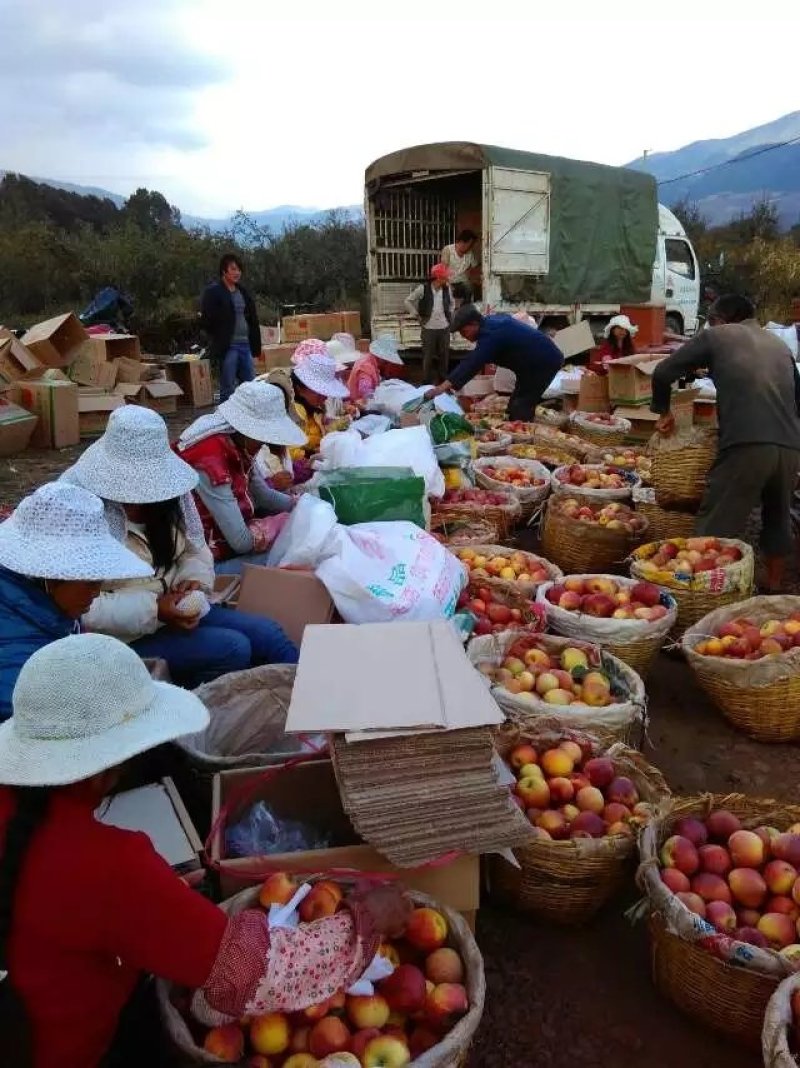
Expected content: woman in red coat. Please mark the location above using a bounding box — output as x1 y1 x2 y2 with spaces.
591 314 639 373
0 633 408 1068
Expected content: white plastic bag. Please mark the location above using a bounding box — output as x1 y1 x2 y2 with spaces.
317 426 445 499
266 495 339 568
351 414 392 436
370 379 421 418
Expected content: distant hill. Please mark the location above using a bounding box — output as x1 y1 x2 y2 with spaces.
626 111 800 227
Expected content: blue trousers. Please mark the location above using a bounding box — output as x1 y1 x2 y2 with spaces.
214 550 273 576
131 605 297 688
219 342 255 401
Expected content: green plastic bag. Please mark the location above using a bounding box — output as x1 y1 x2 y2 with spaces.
317 467 426 528
426 411 475 445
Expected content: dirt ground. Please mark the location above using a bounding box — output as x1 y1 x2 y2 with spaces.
2 428 794 1068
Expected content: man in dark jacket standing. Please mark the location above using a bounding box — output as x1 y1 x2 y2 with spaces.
405 263 453 384
424 304 563 418
651 293 800 591
200 253 262 401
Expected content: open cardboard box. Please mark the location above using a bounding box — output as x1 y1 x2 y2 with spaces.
0 330 44 383
607 353 664 406
78 390 126 437
17 378 80 449
210 758 479 924
166 359 214 407
0 395 37 455
115 379 183 414
21 312 88 369
237 565 336 646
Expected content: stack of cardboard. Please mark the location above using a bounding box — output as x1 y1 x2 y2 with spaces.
285 621 534 868
282 310 362 343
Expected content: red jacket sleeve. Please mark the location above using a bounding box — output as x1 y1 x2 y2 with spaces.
98 830 227 989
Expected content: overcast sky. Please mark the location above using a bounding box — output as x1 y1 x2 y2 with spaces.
0 0 796 218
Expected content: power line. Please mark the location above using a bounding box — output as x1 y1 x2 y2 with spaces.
657 133 800 186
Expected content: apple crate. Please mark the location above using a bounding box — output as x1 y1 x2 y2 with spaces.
638 793 800 1050
489 722 670 923
682 595 800 743
157 884 485 1068
762 971 800 1067
536 575 677 677
540 497 651 577
629 537 754 639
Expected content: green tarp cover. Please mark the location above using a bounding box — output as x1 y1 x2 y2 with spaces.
365 142 658 304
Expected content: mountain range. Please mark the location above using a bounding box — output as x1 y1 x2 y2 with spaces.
4 109 800 230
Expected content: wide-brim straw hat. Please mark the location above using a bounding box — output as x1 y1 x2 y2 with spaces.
326 338 359 366
0 633 209 786
368 334 404 365
218 380 308 446
0 483 153 581
603 314 639 338
293 353 350 398
67 405 198 504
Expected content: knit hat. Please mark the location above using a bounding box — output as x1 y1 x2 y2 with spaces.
66 405 198 504
0 634 209 786
368 335 404 365
603 314 639 339
218 381 308 446
292 353 350 398
0 483 153 581
431 263 450 282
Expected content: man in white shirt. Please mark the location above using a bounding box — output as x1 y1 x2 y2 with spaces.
441 229 480 292
404 263 453 384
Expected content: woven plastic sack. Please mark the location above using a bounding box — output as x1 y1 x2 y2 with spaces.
630 537 754 595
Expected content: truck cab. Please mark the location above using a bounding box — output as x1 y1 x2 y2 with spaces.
653 204 700 336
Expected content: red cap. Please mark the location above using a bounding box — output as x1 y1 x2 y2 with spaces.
430 263 450 281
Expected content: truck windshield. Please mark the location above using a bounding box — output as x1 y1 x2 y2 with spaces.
665 239 696 280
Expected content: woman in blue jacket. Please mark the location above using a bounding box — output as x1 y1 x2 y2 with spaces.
0 482 151 719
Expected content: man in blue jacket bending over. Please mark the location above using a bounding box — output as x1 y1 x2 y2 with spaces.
423 304 563 419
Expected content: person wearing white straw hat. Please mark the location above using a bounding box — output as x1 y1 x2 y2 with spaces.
64 404 298 681
0 633 411 1068
0 483 153 721
289 340 350 460
591 314 639 372
347 334 404 403
178 380 307 577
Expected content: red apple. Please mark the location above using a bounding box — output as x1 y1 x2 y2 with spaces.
691 872 732 904
698 843 732 877
661 835 700 875
705 810 742 841
673 817 709 849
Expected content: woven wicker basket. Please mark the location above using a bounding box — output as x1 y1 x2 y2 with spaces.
639 793 800 1049
157 885 485 1068
551 464 640 503
475 430 513 456
490 722 670 922
432 496 523 540
430 511 501 545
541 500 650 576
682 596 800 742
652 440 717 508
508 442 578 468
762 972 800 1068
454 543 562 599
570 413 632 449
634 500 696 541
473 457 551 521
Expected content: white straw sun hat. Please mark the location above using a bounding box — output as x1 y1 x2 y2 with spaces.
218 381 307 446
0 483 153 581
369 335 404 365
293 352 350 398
603 314 639 339
326 338 359 367
67 405 198 504
0 633 209 786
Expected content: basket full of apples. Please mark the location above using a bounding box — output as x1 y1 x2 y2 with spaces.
457 582 546 638
474 428 513 456
490 724 670 922
630 537 755 637
534 404 569 429
682 596 800 743
536 576 677 677
472 457 551 510
551 463 640 501
762 971 800 1068
638 793 800 1049
570 410 632 447
432 488 522 540
507 442 578 468
159 882 484 1068
468 631 646 745
453 544 562 599
528 423 601 462
540 497 650 577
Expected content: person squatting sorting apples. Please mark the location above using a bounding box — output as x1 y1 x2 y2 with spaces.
0 634 411 1068
650 293 800 592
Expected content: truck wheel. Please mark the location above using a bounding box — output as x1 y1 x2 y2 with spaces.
665 313 683 336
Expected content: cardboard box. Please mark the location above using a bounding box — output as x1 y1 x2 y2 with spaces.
17 378 80 448
577 371 610 413
113 357 161 384
613 405 659 443
282 312 359 343
83 333 141 362
621 302 666 348
553 320 595 360
99 777 202 876
260 344 297 372
339 310 362 338
0 330 44 383
21 312 88 369
237 566 336 646
0 395 37 455
166 359 213 407
260 325 281 346
70 342 118 390
115 379 183 414
210 759 480 920
607 353 664 406
672 386 700 431
78 390 125 437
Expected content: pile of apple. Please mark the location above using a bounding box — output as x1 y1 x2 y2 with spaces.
553 497 647 535
474 428 508 445
476 639 617 707
693 613 800 660
479 464 547 489
506 738 652 841
555 464 629 491
454 546 552 587
579 413 626 428
201 875 470 1066
544 577 669 623
466 414 503 429
457 584 539 636
601 450 652 482
526 424 588 452
440 487 514 508
500 420 537 437
659 810 800 955
635 537 743 579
